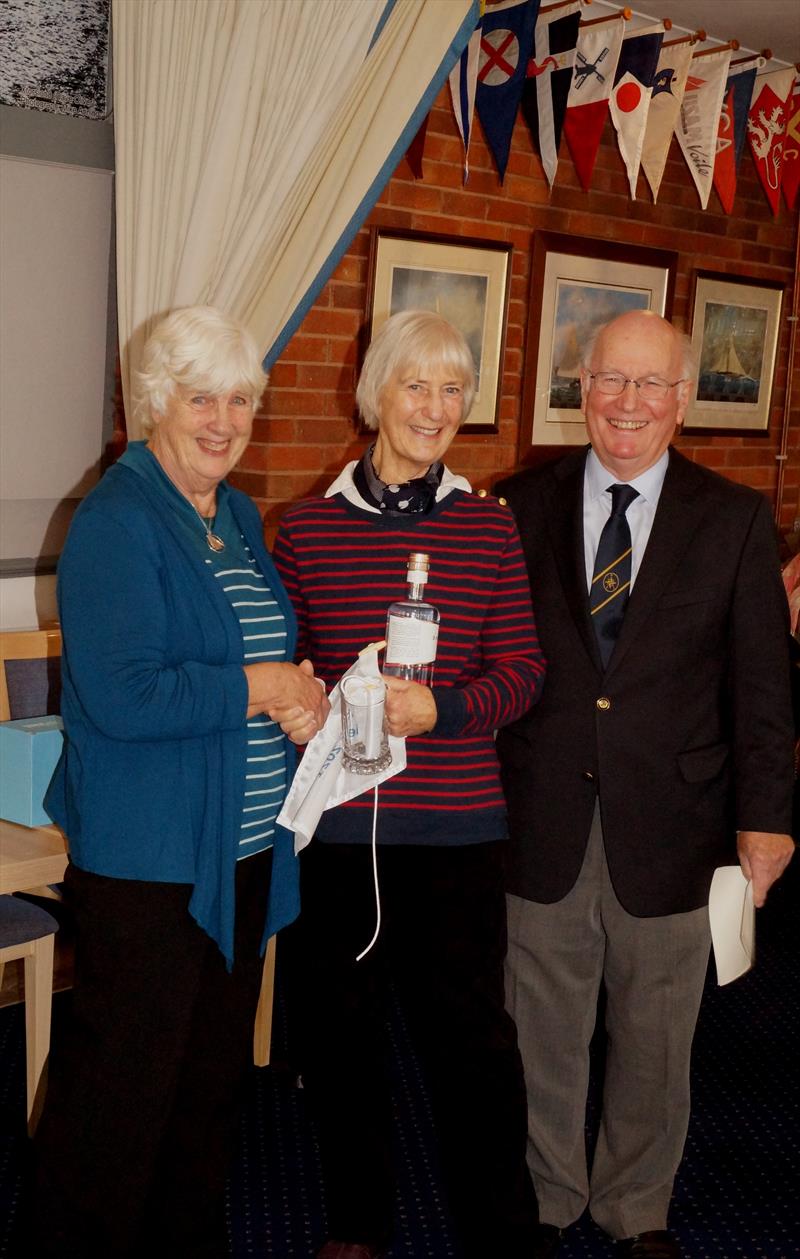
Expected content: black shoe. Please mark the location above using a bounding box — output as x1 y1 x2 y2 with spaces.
533 1222 564 1258
617 1231 682 1258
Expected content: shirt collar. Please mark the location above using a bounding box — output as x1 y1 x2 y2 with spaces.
586 447 669 504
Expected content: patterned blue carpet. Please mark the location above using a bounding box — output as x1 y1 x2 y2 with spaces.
1 866 797 1258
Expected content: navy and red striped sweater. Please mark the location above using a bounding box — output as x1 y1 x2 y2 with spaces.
273 468 546 845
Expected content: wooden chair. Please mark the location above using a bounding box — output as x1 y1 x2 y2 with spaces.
0 626 62 723
0 628 64 907
0 895 59 1132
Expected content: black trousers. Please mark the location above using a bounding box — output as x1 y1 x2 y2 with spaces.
285 840 538 1258
30 850 272 1259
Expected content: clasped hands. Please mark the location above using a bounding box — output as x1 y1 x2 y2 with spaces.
264 664 437 747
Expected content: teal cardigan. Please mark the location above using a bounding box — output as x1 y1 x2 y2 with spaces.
45 444 299 964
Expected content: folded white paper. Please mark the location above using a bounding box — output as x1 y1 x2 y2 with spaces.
708 865 755 986
277 644 406 853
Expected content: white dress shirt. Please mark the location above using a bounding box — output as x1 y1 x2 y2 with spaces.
583 449 669 593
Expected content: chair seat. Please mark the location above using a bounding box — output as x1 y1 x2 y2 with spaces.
0 895 59 948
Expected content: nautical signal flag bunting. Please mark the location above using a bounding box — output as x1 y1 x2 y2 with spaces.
420 0 800 215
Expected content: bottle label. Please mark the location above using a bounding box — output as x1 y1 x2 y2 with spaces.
385 615 438 665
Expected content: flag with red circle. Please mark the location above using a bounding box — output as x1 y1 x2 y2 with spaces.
475 0 541 182
609 25 664 198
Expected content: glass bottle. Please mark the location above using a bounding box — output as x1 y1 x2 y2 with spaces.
383 552 440 685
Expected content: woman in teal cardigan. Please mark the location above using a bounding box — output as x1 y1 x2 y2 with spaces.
32 306 329 1258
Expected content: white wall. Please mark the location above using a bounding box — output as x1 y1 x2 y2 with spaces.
0 105 114 631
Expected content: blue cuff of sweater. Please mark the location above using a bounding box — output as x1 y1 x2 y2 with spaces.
430 686 466 737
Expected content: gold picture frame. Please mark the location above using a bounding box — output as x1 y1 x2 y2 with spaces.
684 271 784 434
520 231 677 458
365 227 512 434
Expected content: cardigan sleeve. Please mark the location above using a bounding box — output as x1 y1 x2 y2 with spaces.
58 504 249 742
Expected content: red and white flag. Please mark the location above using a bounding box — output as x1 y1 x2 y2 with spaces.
563 17 625 191
747 67 795 215
675 49 731 208
608 24 664 198
641 42 693 203
782 74 800 211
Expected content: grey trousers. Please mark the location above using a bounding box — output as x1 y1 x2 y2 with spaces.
505 805 711 1239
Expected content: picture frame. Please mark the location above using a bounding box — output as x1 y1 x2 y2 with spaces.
683 271 784 434
519 232 677 456
364 227 512 434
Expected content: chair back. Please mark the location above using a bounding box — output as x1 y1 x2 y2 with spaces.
0 628 62 722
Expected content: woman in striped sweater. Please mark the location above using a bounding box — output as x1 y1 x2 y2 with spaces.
274 310 546 1259
32 306 329 1258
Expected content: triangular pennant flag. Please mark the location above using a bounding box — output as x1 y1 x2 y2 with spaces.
475 0 541 182
406 114 429 180
521 1 581 187
675 49 732 209
449 17 482 179
782 74 800 211
641 42 693 202
563 17 625 190
748 67 795 215
609 24 664 198
713 61 760 214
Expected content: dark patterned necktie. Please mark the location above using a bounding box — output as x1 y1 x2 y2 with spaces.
590 483 639 666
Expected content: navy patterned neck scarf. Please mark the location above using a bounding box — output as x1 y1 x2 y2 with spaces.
354 443 444 517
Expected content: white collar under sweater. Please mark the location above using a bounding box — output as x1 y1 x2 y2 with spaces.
324 460 472 514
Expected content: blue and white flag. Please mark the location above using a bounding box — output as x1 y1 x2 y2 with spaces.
521 1 581 186
449 13 483 178
641 41 693 202
475 0 540 182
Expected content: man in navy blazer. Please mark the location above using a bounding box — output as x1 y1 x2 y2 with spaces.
496 311 794 1259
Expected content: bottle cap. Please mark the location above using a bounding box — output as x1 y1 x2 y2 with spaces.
407 552 430 573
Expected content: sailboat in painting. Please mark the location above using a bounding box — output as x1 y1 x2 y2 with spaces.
698 329 759 404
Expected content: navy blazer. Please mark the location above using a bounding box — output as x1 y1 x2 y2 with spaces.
496 446 794 917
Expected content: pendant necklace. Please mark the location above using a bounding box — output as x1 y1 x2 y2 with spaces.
191 503 226 553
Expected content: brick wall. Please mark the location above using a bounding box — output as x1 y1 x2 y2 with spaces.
230 83 800 544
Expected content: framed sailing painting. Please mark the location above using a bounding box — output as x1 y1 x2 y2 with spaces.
684 271 784 434
519 232 677 457
364 227 512 433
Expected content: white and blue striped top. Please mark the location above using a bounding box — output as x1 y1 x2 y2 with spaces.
200 496 287 859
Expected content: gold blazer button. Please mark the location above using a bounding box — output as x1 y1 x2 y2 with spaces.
596 696 611 711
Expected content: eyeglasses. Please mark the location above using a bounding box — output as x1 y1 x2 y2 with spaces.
586 372 687 402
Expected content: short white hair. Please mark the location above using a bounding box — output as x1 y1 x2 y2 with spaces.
356 309 477 430
135 305 267 433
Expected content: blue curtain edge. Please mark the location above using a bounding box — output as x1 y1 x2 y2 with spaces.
263 0 481 373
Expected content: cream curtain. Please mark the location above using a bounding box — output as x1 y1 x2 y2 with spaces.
113 0 478 436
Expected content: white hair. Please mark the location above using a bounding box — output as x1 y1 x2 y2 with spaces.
135 305 267 433
356 309 477 430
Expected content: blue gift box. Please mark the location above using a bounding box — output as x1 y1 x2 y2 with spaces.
0 715 64 827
